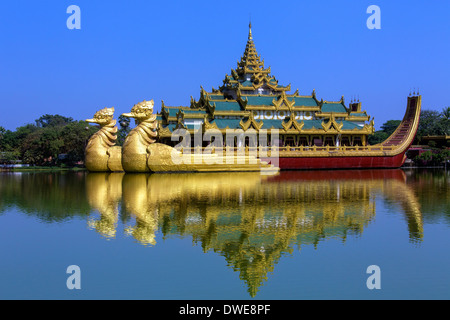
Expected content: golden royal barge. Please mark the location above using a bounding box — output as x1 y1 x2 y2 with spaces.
85 24 421 173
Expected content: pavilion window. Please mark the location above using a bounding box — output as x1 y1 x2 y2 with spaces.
284 136 296 147
353 137 363 146
341 136 351 146
324 136 335 147
312 136 323 146
298 136 309 146
244 136 257 147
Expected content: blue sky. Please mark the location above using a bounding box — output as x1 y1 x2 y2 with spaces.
0 0 449 130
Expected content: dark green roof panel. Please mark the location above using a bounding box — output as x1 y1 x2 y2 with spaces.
293 97 318 107
209 94 226 100
321 103 347 113
341 121 361 130
210 101 242 111
211 119 242 129
349 112 368 117
244 96 275 106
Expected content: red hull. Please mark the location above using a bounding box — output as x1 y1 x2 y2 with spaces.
263 152 407 170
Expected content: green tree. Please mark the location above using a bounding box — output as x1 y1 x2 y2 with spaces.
0 126 7 151
441 107 450 135
368 131 388 145
0 126 21 163
443 107 450 120
117 115 131 146
414 149 450 167
17 123 67 165
368 119 401 145
35 114 73 128
417 109 447 140
60 121 98 164
1 124 40 160
380 120 401 136
20 128 45 165
1 115 98 166
415 150 433 166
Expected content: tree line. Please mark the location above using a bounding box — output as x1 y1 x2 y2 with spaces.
0 108 448 167
0 114 130 166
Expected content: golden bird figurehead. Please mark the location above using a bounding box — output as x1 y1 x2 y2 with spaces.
122 100 155 122
86 107 115 126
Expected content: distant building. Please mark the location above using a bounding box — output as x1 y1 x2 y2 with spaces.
420 135 450 149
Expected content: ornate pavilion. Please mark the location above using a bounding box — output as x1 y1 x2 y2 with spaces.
156 24 374 148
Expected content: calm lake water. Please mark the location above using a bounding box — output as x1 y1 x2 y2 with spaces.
0 169 449 300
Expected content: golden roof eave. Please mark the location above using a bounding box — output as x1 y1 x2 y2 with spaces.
214 111 251 117
245 105 320 112
315 112 349 118
346 116 371 122
240 113 264 131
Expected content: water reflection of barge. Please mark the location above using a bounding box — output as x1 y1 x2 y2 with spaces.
84 169 423 296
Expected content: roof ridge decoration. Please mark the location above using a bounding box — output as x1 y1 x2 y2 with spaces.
174 114 187 130
190 96 197 108
161 100 169 123
282 116 304 132
272 90 295 111
203 117 219 131
236 90 248 109
321 113 344 132
239 112 264 131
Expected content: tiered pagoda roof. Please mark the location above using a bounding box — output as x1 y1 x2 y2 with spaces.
157 23 374 139
220 23 290 95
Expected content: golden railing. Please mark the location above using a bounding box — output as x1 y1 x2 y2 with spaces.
177 144 399 157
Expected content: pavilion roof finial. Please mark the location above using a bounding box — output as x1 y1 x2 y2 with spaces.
248 20 252 40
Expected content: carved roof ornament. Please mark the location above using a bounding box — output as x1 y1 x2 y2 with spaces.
240 112 264 131
282 116 304 132
272 90 295 111
202 117 219 131
321 113 344 132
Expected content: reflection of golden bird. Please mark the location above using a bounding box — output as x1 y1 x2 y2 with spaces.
122 174 158 246
85 172 124 239
121 100 158 173
85 107 123 172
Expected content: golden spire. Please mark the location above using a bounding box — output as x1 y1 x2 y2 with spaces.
235 22 268 75
220 22 289 93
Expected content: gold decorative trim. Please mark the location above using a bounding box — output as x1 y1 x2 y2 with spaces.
321 114 344 132
282 117 304 132
240 113 264 131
